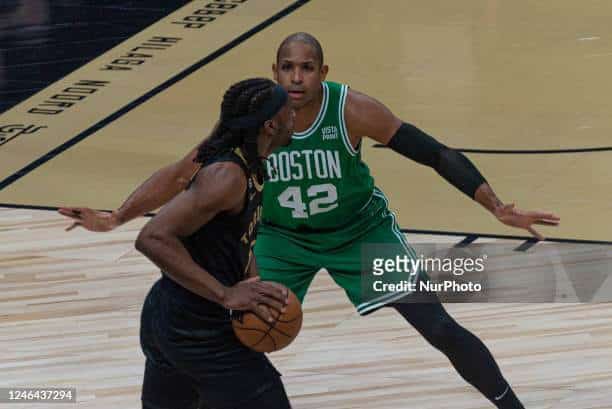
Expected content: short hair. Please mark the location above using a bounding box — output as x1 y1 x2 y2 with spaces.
276 32 324 67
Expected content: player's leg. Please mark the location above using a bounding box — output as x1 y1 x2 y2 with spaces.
187 361 290 409
152 277 291 409
254 227 320 303
326 190 524 408
140 280 200 409
390 291 524 409
323 191 419 315
232 374 292 409
181 349 291 409
141 359 200 409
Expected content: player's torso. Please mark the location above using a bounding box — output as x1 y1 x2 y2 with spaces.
262 81 374 232
182 149 262 286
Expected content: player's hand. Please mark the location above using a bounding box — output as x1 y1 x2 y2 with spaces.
494 203 560 241
58 207 121 232
223 277 289 323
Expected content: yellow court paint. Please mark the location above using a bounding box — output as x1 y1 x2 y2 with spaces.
1 0 609 243
0 0 296 180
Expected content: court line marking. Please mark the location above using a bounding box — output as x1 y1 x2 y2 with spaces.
454 235 478 247
0 0 311 191
400 228 611 246
372 144 612 154
1 203 610 246
514 238 539 252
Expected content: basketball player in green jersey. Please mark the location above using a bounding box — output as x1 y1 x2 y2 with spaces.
60 33 560 409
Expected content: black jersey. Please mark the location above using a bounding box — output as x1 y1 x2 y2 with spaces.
160 148 263 317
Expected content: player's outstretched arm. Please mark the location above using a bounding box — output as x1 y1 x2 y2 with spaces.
343 89 560 240
134 162 287 321
475 184 560 240
58 144 201 232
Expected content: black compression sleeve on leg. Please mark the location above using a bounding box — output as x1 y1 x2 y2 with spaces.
392 298 525 409
387 122 487 199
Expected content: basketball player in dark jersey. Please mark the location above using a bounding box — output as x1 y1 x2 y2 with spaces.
135 78 295 409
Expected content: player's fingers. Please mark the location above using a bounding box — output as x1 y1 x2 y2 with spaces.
58 208 72 216
258 294 286 313
257 283 288 304
58 208 82 219
263 281 289 301
253 303 274 323
525 211 560 220
538 213 560 220
534 219 560 226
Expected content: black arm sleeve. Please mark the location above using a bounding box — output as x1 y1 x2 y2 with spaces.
387 122 487 199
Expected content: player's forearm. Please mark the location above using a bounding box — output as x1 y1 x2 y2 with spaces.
135 232 226 304
387 123 487 200
474 183 505 216
115 165 192 225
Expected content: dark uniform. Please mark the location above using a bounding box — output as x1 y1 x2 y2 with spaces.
140 149 291 409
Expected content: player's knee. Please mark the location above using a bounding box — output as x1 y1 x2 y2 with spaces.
426 315 462 350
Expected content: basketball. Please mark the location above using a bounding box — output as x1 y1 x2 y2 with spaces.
232 287 303 353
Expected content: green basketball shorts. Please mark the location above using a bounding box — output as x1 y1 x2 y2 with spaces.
255 190 422 316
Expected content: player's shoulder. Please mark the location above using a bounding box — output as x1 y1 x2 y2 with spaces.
191 160 247 209
341 86 402 142
323 80 346 90
322 80 366 100
321 80 378 117
200 160 246 189
346 87 369 106
343 87 388 121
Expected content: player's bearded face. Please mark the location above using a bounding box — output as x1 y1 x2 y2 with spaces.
274 42 327 109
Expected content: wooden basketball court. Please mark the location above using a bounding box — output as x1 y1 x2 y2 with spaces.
1 1 611 407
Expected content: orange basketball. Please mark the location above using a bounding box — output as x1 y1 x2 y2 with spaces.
232 287 303 353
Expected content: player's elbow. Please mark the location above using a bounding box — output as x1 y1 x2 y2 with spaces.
135 225 165 257
134 230 151 255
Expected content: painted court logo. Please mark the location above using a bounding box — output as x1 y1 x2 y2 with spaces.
321 126 338 140
0 124 47 147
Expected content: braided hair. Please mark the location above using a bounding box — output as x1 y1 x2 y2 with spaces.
196 78 279 180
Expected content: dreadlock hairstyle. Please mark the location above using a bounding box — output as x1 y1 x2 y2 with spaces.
195 78 281 180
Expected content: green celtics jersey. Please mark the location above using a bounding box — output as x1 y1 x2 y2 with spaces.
261 81 380 246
